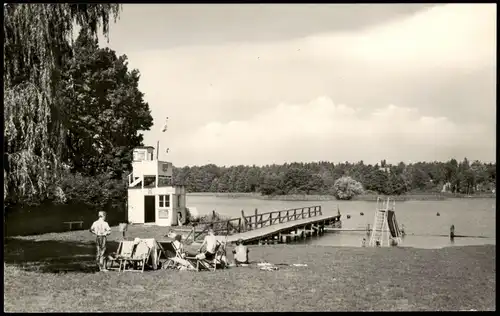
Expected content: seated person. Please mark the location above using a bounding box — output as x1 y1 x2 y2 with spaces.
232 238 249 265
196 227 218 260
177 212 183 227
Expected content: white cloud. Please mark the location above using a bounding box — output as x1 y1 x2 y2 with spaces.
339 3 496 69
110 4 496 166
176 97 491 166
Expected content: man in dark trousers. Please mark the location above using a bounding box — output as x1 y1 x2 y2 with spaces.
90 211 112 272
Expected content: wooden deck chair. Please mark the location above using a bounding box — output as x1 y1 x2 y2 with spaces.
152 241 167 269
163 241 196 270
162 241 181 269
120 241 151 273
187 241 226 272
106 240 135 271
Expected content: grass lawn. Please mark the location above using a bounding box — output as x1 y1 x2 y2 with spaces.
4 225 496 312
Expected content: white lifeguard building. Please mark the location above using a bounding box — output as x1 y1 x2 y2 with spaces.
127 146 187 226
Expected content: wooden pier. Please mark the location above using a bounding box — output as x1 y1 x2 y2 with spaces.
183 206 341 245
226 214 339 244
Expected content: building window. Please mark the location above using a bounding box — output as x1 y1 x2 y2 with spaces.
177 194 182 207
159 195 170 208
133 151 145 161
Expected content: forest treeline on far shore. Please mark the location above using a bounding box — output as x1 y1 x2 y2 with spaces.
6 155 496 210
172 158 496 197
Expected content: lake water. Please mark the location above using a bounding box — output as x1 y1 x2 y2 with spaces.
186 195 496 249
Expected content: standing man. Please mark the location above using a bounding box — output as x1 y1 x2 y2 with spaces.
90 211 112 272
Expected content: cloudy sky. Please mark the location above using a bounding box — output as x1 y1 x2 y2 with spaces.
98 4 496 166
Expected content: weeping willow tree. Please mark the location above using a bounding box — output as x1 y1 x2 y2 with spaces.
3 4 121 205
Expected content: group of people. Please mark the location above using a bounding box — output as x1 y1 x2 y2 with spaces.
172 226 250 268
89 211 250 272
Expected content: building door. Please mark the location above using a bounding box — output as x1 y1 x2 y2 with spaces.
144 195 156 223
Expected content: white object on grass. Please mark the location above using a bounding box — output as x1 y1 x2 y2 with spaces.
260 266 279 271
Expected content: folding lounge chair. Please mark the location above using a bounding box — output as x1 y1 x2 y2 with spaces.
151 241 167 270
120 241 151 273
106 240 135 271
163 241 197 270
186 241 226 272
162 241 180 269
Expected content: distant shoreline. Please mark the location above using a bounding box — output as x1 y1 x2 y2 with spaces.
187 192 496 201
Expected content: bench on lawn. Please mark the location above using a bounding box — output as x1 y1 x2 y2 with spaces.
64 221 84 231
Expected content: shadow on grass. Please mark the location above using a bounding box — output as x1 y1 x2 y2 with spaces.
4 237 122 274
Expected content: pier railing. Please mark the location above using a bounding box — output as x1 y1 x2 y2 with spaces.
241 206 322 232
188 205 322 243
192 217 243 241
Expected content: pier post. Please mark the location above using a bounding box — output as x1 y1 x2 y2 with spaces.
254 208 258 230
241 210 246 232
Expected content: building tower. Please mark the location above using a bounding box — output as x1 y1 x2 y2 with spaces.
127 146 186 226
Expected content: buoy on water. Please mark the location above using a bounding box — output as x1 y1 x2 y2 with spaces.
436 212 440 216
346 215 351 219
360 212 364 216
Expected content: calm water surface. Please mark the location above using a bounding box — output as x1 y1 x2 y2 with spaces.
186 195 496 249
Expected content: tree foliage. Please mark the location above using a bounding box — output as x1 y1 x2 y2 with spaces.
172 159 496 197
59 30 153 178
58 172 127 209
4 4 121 204
332 176 364 200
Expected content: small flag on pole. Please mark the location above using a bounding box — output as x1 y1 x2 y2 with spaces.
161 117 169 132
